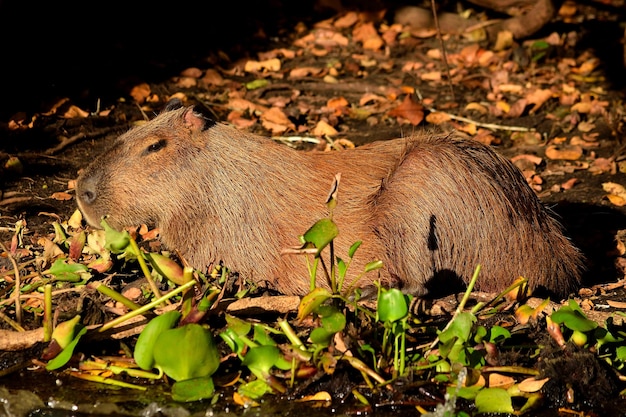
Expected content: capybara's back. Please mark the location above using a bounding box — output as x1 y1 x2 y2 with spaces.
76 101 583 298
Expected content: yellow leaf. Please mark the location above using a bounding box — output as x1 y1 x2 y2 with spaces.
298 391 332 402
606 194 626 207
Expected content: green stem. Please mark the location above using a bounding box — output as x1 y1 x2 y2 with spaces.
99 280 196 332
129 236 162 299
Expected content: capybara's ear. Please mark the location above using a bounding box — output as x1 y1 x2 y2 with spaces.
183 105 216 132
164 98 184 112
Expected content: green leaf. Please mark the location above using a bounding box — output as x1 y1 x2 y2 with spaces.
439 312 475 344
238 379 272 400
253 324 276 347
146 253 185 285
101 218 131 253
225 314 252 336
297 287 332 322
47 259 90 282
364 260 383 273
348 241 362 258
46 325 87 371
377 288 409 323
171 376 215 402
245 79 269 90
475 387 514 413
487 325 511 344
51 315 82 349
551 305 598 332
134 310 181 371
153 324 220 381
302 218 338 255
242 345 280 379
336 258 347 279
309 305 346 346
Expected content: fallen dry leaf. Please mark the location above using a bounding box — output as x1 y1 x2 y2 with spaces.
200 69 225 86
334 11 358 29
518 377 550 393
130 83 151 104
488 373 515 388
560 177 578 190
51 192 73 201
244 58 281 73
526 89 553 113
312 120 338 136
289 67 324 78
352 22 384 50
607 300 626 309
425 112 451 125
180 67 202 78
603 182 626 206
260 107 295 134
545 144 583 161
420 71 441 82
465 102 488 114
388 95 424 125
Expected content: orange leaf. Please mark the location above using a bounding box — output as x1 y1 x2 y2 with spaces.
260 107 295 134
388 95 424 125
545 144 583 160
51 192 73 201
352 22 383 51
130 83 151 104
312 120 338 137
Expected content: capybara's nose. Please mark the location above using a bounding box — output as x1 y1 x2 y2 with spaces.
77 177 97 206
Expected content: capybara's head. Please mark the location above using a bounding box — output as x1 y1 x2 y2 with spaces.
76 99 215 230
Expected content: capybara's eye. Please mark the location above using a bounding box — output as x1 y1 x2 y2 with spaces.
146 139 167 153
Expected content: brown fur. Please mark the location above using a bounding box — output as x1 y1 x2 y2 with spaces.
76 102 583 298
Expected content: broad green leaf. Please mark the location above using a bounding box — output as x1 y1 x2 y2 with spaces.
475 387 514 413
253 324 276 346
238 379 272 400
377 288 409 323
242 345 280 379
302 218 338 255
101 218 130 253
153 324 220 381
439 312 475 344
46 325 87 370
134 310 181 371
47 259 90 282
487 325 511 344
310 305 346 346
171 376 215 402
225 314 252 336
551 306 597 332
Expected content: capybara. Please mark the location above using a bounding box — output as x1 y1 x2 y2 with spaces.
76 100 583 298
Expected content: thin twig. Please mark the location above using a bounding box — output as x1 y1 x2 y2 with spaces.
430 0 455 101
